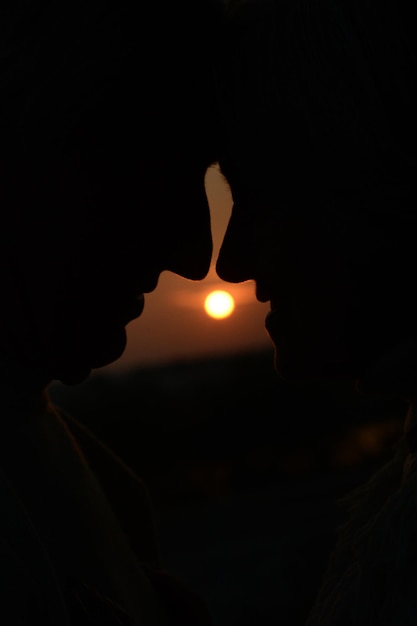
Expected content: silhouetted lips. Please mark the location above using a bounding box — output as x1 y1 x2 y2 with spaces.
133 293 145 314
255 285 271 303
264 302 284 348
123 293 145 322
140 275 160 294
265 309 279 341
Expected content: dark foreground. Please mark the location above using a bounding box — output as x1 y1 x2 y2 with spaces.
50 349 406 625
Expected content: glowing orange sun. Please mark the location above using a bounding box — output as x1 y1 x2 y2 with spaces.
204 290 235 319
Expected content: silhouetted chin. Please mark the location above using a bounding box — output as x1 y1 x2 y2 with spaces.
273 348 358 385
59 368 92 386
266 309 372 385
55 328 127 386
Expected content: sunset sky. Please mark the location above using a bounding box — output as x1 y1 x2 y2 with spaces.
105 164 272 373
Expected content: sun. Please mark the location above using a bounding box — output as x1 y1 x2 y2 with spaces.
204 290 235 319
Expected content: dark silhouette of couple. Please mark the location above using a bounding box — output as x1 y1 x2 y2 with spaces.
1 0 416 623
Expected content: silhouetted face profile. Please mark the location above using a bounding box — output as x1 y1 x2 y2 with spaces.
0 0 223 386
6 117 214 386
216 0 417 392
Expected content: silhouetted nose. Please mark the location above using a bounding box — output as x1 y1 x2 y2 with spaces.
164 193 213 281
167 230 213 281
216 203 255 283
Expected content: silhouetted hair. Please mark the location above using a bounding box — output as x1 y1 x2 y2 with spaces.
221 0 417 191
0 0 225 159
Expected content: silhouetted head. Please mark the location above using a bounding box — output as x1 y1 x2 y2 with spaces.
0 0 224 386
216 0 417 399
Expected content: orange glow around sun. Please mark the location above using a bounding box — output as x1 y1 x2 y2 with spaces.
204 290 235 319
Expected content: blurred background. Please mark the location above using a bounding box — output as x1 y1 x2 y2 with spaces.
49 164 407 626
102 163 273 373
